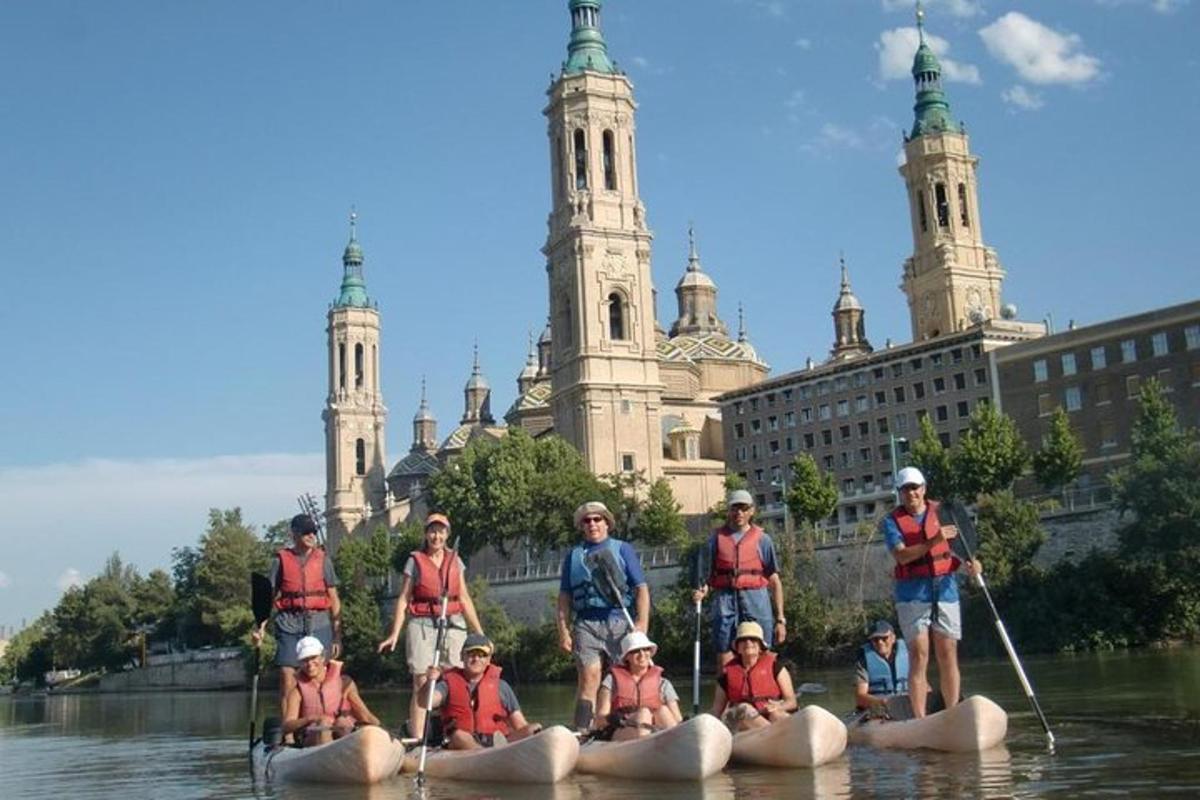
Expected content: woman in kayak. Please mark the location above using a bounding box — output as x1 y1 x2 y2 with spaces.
710 621 798 731
282 636 381 746
592 631 683 740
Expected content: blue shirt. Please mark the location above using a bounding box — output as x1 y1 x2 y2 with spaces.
881 511 960 604
559 538 647 621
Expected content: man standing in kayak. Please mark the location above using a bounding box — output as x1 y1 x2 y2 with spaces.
252 513 342 721
556 501 650 731
422 634 544 749
282 635 380 747
692 489 787 669
883 467 981 718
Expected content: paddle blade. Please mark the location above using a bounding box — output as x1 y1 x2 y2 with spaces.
797 682 828 694
690 542 708 591
584 547 626 607
940 499 978 560
251 572 273 625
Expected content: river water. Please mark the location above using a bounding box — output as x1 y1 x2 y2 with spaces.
4 647 1199 798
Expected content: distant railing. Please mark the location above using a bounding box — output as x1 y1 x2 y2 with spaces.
482 544 683 586
1028 483 1116 515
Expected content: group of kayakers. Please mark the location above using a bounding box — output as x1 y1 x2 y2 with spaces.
253 463 981 750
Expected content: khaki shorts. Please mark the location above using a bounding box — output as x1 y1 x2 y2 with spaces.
405 615 467 673
897 600 962 641
573 616 627 668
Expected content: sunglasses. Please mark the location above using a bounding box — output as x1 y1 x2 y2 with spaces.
730 504 752 512
582 516 606 524
899 484 922 492
464 650 491 660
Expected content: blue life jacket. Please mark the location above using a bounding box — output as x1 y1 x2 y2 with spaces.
568 539 631 613
862 638 909 695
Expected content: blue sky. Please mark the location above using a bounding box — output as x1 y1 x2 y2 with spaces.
1 0 1197 632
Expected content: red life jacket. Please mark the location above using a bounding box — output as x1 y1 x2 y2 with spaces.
442 664 510 737
723 652 782 713
710 526 770 590
609 664 664 715
296 660 354 746
407 550 464 617
891 500 960 581
275 548 332 611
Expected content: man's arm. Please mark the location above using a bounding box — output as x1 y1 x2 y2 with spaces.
633 584 650 633
556 591 574 654
343 680 380 726
281 687 321 735
327 586 343 658
767 574 786 644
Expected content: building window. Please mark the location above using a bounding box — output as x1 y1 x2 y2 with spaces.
873 367 885 380
751 444 759 459
859 447 872 463
974 367 987 386
338 342 347 391
837 400 850 418
766 392 776 406
819 404 831 421
355 438 366 475
769 440 780 454
938 432 951 447
957 400 970 418
932 377 945 394
892 363 904 378
1100 422 1118 449
785 411 795 427
840 425 851 442
835 376 849 392
822 429 833 446
1157 368 1173 391
856 395 869 413
910 357 923 371
1121 339 1137 363
879 444 891 461
958 182 970 227
853 372 868 387
1055 352 1074 377
951 348 963 364
353 343 365 389
1186 325 1200 351
893 386 906 403
573 129 588 190
768 416 779 431
800 386 812 400
785 436 795 453
913 382 926 399
754 469 764 482
1091 346 1107 370
930 353 943 368
954 372 967 390
800 408 812 423
823 455 834 470
751 419 762 433
1095 382 1111 405
934 182 950 227
783 389 793 401
917 190 928 232
1037 393 1053 416
817 382 830 396
858 421 870 438
841 452 852 468
734 423 745 439
1033 359 1048 382
750 398 759 411
608 293 626 340
875 390 887 407
734 401 743 416
935 405 949 422
877 416 889 434
895 413 908 432
1126 374 1141 399
804 433 815 448
602 130 616 190
1152 332 1169 357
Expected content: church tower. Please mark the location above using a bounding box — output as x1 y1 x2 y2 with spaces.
323 212 387 549
461 344 494 425
411 377 438 455
829 256 872 361
543 0 663 478
899 5 1005 341
670 225 728 338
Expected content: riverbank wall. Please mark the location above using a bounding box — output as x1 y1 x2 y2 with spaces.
97 648 245 692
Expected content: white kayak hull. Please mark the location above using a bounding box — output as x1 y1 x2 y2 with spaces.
848 695 1008 752
401 725 580 784
576 714 732 781
730 705 848 768
257 725 406 784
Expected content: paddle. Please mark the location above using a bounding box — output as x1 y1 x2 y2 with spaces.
690 545 706 716
249 571 274 763
941 500 1056 752
584 546 636 632
416 535 459 786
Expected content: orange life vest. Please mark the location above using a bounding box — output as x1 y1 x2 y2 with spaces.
296 660 354 746
442 664 510 737
722 652 782 713
609 664 664 715
710 525 770 590
407 550 464 617
891 500 960 581
275 548 332 611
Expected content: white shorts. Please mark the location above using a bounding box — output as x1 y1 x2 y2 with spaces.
405 615 467 673
896 600 962 641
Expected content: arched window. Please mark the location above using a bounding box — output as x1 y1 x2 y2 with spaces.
957 183 970 227
608 292 626 340
554 135 564 200
934 183 950 228
338 343 347 390
354 343 364 389
602 130 616 190
916 191 928 233
355 438 366 476
573 129 588 190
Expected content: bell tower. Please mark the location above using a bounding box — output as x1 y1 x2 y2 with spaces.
322 212 387 549
899 5 1005 341
543 0 663 478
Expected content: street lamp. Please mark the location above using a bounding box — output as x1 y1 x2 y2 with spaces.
771 469 790 536
889 434 908 503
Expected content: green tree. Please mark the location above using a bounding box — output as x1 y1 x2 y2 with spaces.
785 453 838 530
952 402 1029 500
333 524 398 684
971 490 1046 590
910 415 956 499
1032 407 1084 497
193 508 270 646
0 614 54 683
629 478 689 547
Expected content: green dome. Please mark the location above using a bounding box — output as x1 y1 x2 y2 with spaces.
335 215 371 308
912 43 940 77
563 0 617 75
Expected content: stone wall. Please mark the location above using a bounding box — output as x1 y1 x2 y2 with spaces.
98 649 245 692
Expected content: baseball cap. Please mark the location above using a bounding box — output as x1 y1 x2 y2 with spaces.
727 489 754 508
868 620 895 640
896 467 926 490
295 636 325 661
462 633 494 656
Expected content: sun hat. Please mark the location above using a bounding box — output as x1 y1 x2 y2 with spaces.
295 636 325 661
619 630 658 661
896 467 926 490
733 620 767 645
727 489 755 508
574 501 616 529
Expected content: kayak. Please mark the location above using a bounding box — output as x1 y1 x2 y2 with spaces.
575 714 732 781
256 725 406 784
848 695 1007 752
730 705 847 768
400 725 579 784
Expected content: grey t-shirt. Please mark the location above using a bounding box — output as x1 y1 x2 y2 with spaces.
600 672 680 706
402 554 467 580
269 549 339 635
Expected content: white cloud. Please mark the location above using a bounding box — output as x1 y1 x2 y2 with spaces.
784 89 806 109
877 27 982 84
631 56 649 69
1001 84 1045 110
1094 0 1189 13
57 568 84 592
0 453 324 628
978 12 1101 85
795 37 812 50
0 570 10 589
803 116 900 155
882 0 983 18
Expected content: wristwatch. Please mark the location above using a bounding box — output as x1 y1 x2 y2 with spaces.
776 618 787 625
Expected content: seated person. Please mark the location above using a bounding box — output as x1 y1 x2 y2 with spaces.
282 636 380 746
710 621 798 731
593 631 682 740
855 619 911 718
422 633 543 750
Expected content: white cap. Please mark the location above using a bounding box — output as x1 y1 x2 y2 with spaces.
619 630 658 661
295 636 325 661
896 467 926 489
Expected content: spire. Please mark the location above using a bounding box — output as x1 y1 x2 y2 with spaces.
830 254 872 361
670 223 725 338
737 302 747 343
335 208 370 308
686 223 700 272
413 376 434 422
518 330 538 391
909 2 956 139
833 253 863 312
411 376 437 454
463 341 494 425
563 0 617 76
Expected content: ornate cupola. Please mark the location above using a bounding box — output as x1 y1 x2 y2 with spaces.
563 0 617 75
462 343 494 425
518 331 539 393
335 211 370 308
412 377 438 455
829 256 872 361
909 4 956 139
670 225 728 338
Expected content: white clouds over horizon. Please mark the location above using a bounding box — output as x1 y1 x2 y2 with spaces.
979 12 1101 85
1002 85 1046 110
0 452 323 628
877 27 982 85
